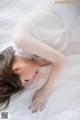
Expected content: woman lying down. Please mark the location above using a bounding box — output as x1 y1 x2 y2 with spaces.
0 3 80 113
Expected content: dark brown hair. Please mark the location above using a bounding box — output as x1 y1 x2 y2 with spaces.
0 46 23 111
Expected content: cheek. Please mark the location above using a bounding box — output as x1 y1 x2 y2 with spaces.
21 64 33 79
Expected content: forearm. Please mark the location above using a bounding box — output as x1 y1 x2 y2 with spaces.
43 61 67 93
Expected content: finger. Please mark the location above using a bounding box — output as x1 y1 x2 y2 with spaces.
40 101 47 111
32 102 41 113
40 103 45 111
32 94 36 102
36 103 43 112
29 99 38 109
32 101 45 112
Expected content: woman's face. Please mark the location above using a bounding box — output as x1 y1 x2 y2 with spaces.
12 55 40 87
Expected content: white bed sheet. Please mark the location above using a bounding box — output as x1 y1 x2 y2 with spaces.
0 0 80 120
1 54 80 120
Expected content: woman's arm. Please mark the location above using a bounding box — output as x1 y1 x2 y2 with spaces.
33 58 51 66
13 31 67 65
13 31 67 90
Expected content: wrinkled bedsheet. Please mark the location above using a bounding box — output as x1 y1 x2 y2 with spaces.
0 54 80 120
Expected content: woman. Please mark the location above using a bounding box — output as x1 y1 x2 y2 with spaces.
0 2 80 112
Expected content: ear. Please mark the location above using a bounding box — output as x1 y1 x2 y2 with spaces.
12 65 21 74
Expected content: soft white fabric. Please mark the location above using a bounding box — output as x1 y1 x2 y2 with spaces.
1 54 80 120
0 0 80 120
12 1 80 52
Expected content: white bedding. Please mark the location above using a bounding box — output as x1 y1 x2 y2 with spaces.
0 54 80 120
0 0 80 120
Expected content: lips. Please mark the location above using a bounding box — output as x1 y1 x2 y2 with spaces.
23 69 39 86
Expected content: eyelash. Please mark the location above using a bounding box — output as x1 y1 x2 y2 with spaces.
25 79 30 82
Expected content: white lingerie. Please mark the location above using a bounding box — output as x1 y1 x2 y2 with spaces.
12 2 80 59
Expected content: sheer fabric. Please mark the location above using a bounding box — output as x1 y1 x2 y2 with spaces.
12 1 80 58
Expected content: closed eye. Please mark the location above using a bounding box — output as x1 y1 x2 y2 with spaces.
25 79 30 82
24 79 30 83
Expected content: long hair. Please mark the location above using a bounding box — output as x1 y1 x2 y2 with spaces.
0 46 23 110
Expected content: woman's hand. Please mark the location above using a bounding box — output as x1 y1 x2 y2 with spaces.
29 86 50 113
